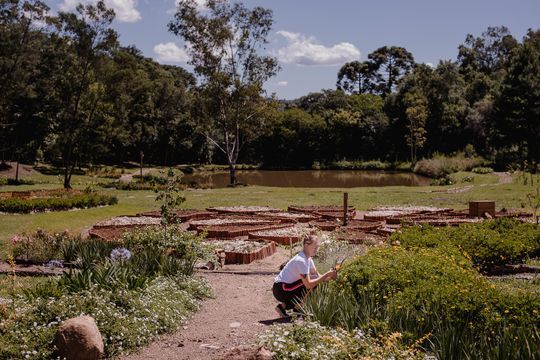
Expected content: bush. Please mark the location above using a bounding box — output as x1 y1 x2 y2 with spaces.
0 193 117 213
259 321 423 360
392 218 540 272
0 177 35 186
323 160 412 171
306 247 540 359
472 167 494 174
12 230 74 263
413 153 487 178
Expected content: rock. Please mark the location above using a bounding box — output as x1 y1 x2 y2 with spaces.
229 321 241 328
256 347 273 360
53 316 104 360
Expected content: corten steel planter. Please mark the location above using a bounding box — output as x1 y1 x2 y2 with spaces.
469 201 496 218
334 230 386 245
220 241 277 264
376 227 397 236
255 211 319 223
199 224 291 239
314 210 356 221
247 228 302 245
188 218 278 231
92 216 162 228
137 209 214 222
344 219 383 231
288 205 355 215
206 206 281 215
309 221 340 231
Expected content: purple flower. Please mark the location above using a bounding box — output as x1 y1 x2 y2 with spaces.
45 260 64 269
111 248 131 262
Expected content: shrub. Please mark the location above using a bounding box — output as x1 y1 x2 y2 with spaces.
259 321 423 360
12 230 73 263
472 166 494 174
392 219 540 271
306 247 540 359
0 177 35 185
413 153 487 178
0 193 117 213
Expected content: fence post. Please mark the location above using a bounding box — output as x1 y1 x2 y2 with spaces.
343 192 349 226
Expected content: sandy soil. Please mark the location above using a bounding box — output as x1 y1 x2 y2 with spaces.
121 247 291 360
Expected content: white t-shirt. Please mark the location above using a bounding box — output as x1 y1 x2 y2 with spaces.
275 251 316 284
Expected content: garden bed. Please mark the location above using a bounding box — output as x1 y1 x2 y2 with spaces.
288 205 355 215
188 217 279 231
206 206 280 214
248 226 306 245
206 240 276 264
137 209 214 222
198 223 291 239
333 230 386 245
93 216 162 228
0 189 117 213
88 225 160 241
343 219 383 231
310 220 340 231
256 211 319 223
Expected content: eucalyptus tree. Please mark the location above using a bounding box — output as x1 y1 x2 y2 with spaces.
169 0 279 185
50 0 118 188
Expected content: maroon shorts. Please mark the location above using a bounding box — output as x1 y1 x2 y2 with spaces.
273 279 307 310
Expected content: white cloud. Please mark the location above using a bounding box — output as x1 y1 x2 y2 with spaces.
275 31 360 66
425 62 434 68
169 0 207 14
277 81 288 87
153 42 190 63
59 0 141 23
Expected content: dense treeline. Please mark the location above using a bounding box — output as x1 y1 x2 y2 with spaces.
0 1 538 187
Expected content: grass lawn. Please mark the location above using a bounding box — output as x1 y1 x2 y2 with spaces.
1 170 538 257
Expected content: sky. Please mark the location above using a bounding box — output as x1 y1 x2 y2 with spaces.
44 0 540 99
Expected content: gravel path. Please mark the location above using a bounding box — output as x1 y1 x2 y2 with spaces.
121 247 291 360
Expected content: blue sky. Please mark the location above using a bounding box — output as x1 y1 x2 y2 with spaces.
46 0 540 99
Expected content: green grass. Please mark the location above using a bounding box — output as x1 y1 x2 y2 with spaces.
1 170 537 258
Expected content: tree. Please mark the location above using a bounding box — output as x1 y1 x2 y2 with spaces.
493 29 540 166
368 46 415 95
169 0 279 185
403 89 428 163
0 0 50 177
51 1 118 188
336 60 374 94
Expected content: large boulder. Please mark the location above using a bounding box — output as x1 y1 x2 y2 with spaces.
53 315 104 360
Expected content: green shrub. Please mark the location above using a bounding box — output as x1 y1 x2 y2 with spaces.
306 247 540 359
0 177 35 185
12 230 73 263
413 153 487 178
393 219 540 271
323 160 412 171
0 193 117 213
472 166 494 174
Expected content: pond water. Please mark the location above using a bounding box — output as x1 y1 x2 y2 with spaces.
182 170 431 188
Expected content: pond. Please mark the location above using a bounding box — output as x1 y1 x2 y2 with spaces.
182 170 431 188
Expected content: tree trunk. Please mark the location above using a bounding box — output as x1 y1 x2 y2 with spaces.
15 160 20 182
140 150 144 179
229 163 237 186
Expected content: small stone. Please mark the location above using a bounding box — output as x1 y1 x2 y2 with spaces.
229 322 241 328
257 347 272 360
177 343 184 347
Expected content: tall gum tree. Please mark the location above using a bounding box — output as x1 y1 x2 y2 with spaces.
169 0 279 186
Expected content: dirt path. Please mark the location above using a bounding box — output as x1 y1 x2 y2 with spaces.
121 248 291 360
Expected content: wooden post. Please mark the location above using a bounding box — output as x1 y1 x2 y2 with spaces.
343 192 349 226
